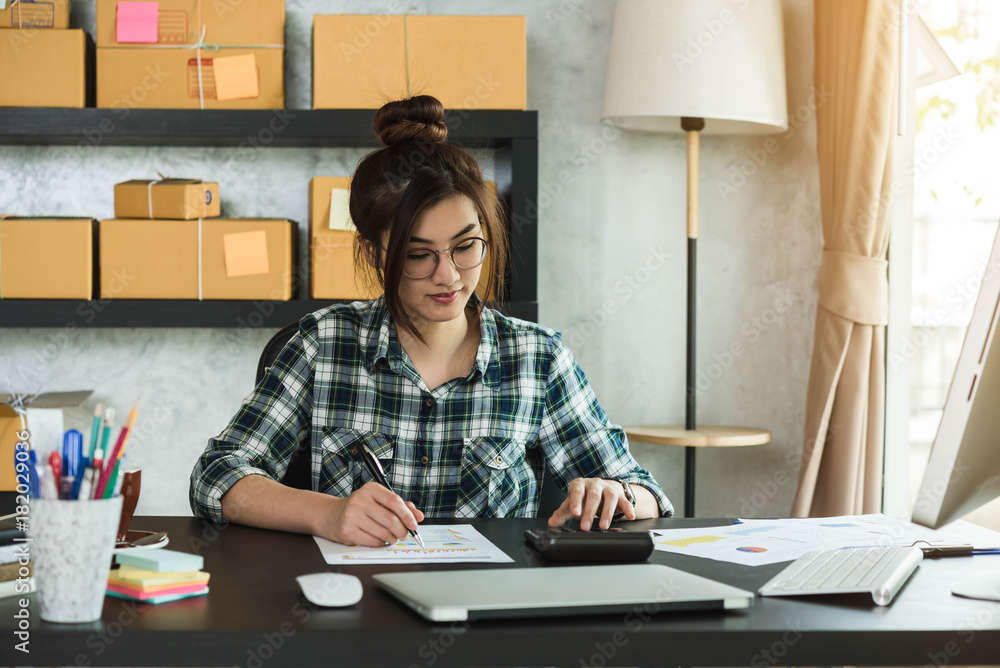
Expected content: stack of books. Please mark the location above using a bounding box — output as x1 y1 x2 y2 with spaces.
0 515 32 599
108 549 209 604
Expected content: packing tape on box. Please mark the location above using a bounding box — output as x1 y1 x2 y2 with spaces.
197 217 202 301
143 177 212 219
7 0 26 29
104 0 282 109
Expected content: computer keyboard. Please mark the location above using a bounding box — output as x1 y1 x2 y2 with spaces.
758 546 923 606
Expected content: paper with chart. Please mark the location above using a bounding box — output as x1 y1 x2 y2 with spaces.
652 514 969 566
313 524 514 564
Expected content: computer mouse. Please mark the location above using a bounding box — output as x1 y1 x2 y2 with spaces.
295 572 363 607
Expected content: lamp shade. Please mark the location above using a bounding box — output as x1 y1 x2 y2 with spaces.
602 0 788 135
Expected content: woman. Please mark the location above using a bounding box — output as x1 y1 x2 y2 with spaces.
190 95 672 547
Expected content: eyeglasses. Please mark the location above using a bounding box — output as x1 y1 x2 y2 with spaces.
401 237 489 279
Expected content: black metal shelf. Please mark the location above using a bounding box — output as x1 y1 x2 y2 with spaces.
0 299 538 328
0 107 537 148
0 107 539 328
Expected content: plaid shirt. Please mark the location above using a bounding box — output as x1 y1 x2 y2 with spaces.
189 297 673 523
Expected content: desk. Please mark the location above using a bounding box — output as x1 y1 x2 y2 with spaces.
3 516 999 667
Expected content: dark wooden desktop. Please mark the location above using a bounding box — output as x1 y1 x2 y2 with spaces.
4 516 1000 667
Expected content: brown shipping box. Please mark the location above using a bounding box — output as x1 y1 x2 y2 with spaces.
0 29 90 107
100 218 292 300
201 218 293 300
308 177 496 302
114 179 221 220
313 15 525 110
97 47 283 110
95 0 284 47
0 0 70 29
308 177 378 301
0 218 95 299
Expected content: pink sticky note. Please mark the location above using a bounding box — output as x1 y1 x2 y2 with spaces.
116 2 159 44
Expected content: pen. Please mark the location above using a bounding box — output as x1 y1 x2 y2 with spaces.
49 451 62 499
62 430 82 501
27 450 40 498
87 402 103 460
360 444 425 548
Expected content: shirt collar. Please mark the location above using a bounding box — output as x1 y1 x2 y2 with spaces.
363 294 501 391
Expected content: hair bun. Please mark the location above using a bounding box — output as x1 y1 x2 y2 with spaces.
373 95 449 147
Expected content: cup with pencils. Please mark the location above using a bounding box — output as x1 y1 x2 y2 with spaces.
26 400 140 623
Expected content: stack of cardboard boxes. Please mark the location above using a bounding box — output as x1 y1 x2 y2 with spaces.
100 179 294 300
0 0 91 107
95 0 285 109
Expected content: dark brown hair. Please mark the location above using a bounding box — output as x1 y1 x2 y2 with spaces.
350 95 509 340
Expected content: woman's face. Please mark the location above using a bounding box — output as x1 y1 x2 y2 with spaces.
395 194 484 328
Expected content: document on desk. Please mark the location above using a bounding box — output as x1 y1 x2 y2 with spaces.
313 525 514 564
651 514 969 566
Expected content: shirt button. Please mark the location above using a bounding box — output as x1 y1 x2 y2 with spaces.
350 448 358 456
424 398 434 408
420 456 429 465
494 455 503 465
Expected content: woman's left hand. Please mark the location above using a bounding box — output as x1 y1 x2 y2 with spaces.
547 478 636 531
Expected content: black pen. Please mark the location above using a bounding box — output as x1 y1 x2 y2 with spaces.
360 444 426 548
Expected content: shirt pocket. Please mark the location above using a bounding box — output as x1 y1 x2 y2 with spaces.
457 435 531 518
319 426 395 495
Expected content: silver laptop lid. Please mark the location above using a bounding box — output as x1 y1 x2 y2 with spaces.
373 563 755 622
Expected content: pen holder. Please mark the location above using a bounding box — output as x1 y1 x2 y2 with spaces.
27 496 123 623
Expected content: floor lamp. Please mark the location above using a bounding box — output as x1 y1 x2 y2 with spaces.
601 0 789 517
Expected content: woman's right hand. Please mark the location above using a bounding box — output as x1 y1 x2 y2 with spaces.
317 482 424 547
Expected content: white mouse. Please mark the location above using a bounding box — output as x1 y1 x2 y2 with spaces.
296 572 363 607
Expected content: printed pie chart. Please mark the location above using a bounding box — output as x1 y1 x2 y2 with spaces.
737 546 768 553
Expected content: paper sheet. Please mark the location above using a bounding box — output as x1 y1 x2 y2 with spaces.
328 188 354 231
652 514 971 566
213 54 259 101
116 2 159 44
313 524 514 564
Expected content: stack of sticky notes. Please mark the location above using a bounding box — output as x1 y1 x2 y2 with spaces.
108 549 209 604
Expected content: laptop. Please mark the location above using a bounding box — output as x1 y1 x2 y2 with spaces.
372 563 755 621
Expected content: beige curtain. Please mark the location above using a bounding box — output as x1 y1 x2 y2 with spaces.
792 0 900 517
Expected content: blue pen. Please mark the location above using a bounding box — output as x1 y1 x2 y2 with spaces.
27 450 40 498
61 430 83 501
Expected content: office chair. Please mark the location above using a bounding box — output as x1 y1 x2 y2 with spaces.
254 321 566 516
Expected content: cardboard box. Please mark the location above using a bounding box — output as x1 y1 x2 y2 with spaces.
97 46 283 109
114 179 220 220
0 29 91 107
307 177 497 301
201 218 293 300
0 0 70 29
0 391 93 492
308 177 378 301
0 217 95 299
95 0 284 47
100 218 293 300
313 15 526 110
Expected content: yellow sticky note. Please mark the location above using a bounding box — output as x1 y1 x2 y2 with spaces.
212 54 259 101
223 230 269 277
328 188 354 231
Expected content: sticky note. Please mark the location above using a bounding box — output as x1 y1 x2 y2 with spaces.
116 2 159 44
212 54 260 101
328 188 354 231
114 549 204 573
223 230 270 277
